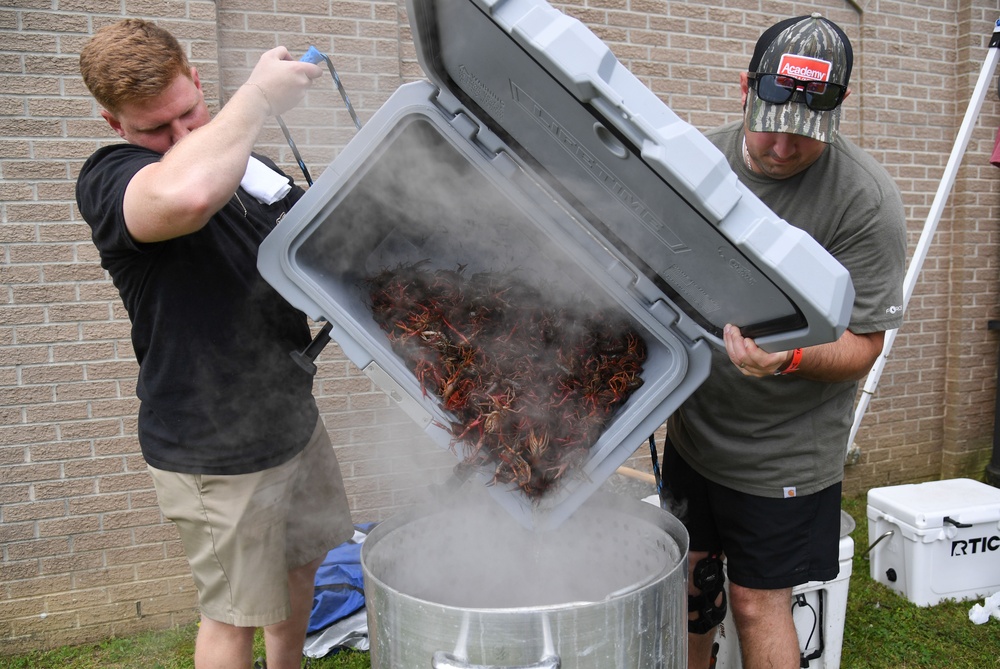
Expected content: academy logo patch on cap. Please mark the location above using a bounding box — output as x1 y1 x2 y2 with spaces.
776 54 832 82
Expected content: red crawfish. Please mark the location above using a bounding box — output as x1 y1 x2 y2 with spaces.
366 263 648 500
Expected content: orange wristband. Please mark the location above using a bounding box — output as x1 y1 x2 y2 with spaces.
775 348 803 375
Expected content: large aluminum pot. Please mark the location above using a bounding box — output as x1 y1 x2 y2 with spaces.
361 490 688 668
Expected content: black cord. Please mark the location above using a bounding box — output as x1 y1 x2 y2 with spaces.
277 48 363 187
648 433 663 499
283 47 363 367
321 54 362 131
276 116 314 186
792 590 825 667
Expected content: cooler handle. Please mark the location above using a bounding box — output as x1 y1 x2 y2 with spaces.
862 530 894 559
431 651 560 669
944 515 973 529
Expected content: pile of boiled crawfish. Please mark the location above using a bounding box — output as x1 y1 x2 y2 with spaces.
367 262 647 500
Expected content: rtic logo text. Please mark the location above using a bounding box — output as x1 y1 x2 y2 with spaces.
951 535 1000 556
777 54 832 82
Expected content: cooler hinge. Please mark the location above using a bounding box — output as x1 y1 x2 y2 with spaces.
432 86 511 161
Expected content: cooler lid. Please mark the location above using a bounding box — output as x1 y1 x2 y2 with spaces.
406 0 853 348
867 479 1000 530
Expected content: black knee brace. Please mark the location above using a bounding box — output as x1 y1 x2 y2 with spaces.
688 554 728 635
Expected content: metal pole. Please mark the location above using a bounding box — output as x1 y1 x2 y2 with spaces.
845 17 1000 462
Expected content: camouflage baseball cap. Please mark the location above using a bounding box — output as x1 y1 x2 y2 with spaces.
746 13 853 143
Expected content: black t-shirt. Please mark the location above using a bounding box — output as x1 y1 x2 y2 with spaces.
76 143 319 474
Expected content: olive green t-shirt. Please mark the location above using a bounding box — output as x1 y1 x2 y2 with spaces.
667 121 906 498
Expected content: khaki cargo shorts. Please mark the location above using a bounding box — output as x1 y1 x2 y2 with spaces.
147 419 353 627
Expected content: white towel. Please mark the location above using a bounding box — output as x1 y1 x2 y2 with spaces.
968 591 1000 624
240 156 292 204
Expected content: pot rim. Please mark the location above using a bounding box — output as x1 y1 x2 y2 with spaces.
360 491 689 614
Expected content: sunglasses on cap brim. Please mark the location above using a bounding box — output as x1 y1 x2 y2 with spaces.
748 72 847 112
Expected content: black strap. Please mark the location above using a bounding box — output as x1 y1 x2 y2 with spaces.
648 433 664 502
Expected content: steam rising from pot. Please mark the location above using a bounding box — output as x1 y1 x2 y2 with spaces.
365 486 681 609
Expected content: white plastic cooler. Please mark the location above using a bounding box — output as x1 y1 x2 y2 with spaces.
867 478 1000 606
258 0 854 529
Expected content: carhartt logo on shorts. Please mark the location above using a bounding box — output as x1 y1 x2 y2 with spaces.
777 54 832 82
783 486 797 498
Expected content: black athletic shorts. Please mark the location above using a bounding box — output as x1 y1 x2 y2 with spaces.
662 437 841 589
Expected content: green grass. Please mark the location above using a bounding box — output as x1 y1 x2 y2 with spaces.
0 625 369 668
3 493 999 668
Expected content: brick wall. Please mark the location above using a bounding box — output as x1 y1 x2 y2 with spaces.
2 0 999 653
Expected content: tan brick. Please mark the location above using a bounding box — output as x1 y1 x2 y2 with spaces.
107 579 169 603
11 323 79 345
105 543 168 566
58 0 124 14
40 551 106 580
73 565 135 589
50 341 117 363
0 304 47 325
0 450 60 476
0 223 41 244
90 397 140 419
85 360 139 379
54 380 118 401
6 538 70 562
68 491 130 515
42 262 106 282
0 345 49 365
103 507 161 530
59 457 122 480
3 500 66 523
0 596 46 622
44 586 109 614
48 303 111 323
78 320 132 341
0 137 33 159
20 363 84 385
38 516 101 537
129 489 159 509
97 472 155 494
57 418 122 440
24 402 90 426
93 436 141 457
36 181 82 200
33 478 98 501
0 481 31 504
135 590 199 616
21 11 91 33
12 609 80 636
36 222 92 243
0 522 35 543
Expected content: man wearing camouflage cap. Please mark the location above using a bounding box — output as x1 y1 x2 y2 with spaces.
663 15 907 669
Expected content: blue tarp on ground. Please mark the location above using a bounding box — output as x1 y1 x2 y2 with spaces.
307 522 377 635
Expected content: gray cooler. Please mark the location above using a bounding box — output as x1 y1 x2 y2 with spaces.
258 0 854 529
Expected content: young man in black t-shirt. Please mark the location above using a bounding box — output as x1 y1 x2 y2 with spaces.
76 19 354 669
